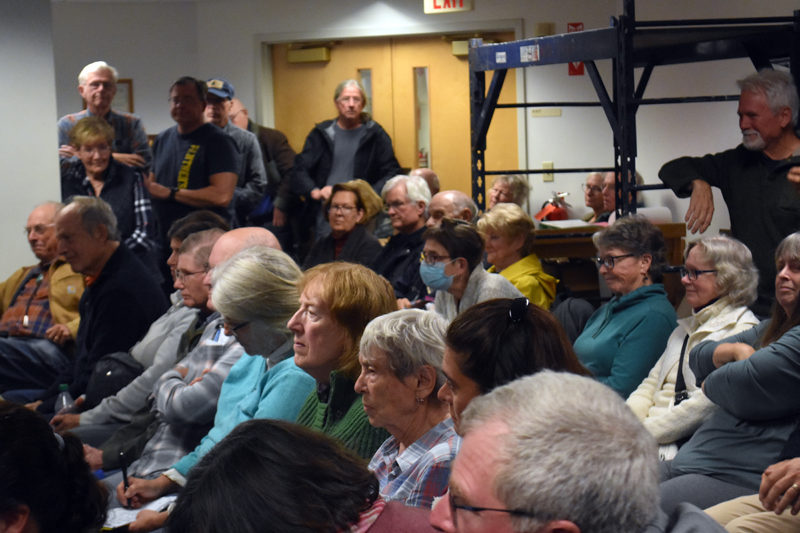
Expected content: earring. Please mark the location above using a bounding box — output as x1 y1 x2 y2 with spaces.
415 396 425 405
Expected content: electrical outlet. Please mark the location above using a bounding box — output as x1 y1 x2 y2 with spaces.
542 161 554 182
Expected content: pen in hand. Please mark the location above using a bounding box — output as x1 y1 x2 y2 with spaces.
119 450 130 507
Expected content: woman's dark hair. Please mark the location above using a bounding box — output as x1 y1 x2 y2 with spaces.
0 401 107 533
592 215 667 283
168 419 379 533
423 218 484 271
763 232 800 345
445 298 589 393
167 209 230 241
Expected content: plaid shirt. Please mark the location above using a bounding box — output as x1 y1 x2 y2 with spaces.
0 265 52 337
61 161 157 253
129 315 244 478
368 417 461 509
57 109 152 170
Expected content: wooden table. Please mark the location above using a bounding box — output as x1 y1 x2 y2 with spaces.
533 223 687 307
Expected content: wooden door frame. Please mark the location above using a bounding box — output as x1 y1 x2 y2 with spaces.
252 18 526 171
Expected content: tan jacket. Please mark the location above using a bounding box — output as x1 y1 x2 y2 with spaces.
0 259 85 338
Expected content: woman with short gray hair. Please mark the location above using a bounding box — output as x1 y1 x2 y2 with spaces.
627 235 759 460
573 215 677 397
355 309 459 509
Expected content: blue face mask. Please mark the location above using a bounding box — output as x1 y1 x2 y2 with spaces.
419 261 454 291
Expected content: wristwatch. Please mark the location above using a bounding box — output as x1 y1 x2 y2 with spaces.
169 187 178 201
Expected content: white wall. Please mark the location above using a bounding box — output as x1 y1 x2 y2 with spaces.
51 1 199 134
48 0 800 243
0 0 60 278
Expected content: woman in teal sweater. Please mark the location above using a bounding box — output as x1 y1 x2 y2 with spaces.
573 216 677 397
288 262 397 459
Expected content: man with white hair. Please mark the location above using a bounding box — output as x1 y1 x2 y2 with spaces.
659 69 800 316
426 190 477 228
57 61 151 169
430 371 726 532
372 174 431 306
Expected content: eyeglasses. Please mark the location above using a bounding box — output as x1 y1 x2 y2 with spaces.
420 251 451 265
582 184 602 194
337 96 363 104
384 200 411 212
328 204 357 214
227 321 250 335
448 491 542 528
175 269 207 282
23 224 54 236
593 253 635 269
679 267 717 280
79 145 111 155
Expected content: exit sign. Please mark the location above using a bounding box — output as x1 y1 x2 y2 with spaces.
424 0 473 14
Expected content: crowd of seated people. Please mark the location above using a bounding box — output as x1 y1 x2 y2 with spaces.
7 58 800 533
4 197 800 532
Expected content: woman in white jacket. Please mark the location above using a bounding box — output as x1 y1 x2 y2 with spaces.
627 236 759 459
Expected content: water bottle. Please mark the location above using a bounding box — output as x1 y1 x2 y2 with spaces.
55 383 75 414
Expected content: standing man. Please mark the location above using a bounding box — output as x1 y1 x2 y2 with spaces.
31 197 167 414
204 79 267 227
0 202 84 394
58 61 151 169
372 175 430 306
659 69 800 315
291 79 401 253
146 77 238 249
228 98 296 228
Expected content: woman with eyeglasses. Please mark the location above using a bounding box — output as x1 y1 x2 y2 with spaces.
303 179 383 270
572 215 677 397
627 236 759 460
116 246 315 531
659 231 800 513
421 219 522 322
61 116 159 274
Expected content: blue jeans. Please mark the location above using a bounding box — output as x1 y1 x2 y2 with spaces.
0 336 70 391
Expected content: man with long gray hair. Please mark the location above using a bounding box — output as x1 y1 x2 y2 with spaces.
429 371 726 532
290 79 401 254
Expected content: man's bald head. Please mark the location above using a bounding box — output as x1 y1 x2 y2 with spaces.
410 168 440 197
426 190 477 227
229 98 250 130
203 227 281 309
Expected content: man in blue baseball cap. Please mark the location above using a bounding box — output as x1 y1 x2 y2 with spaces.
205 78 267 227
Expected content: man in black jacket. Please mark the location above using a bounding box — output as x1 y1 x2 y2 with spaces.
290 79 401 259
33 197 167 414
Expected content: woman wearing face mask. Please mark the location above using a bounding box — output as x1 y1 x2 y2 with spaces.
420 219 521 322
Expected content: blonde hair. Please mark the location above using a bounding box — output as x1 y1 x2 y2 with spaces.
69 116 114 148
478 202 536 256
